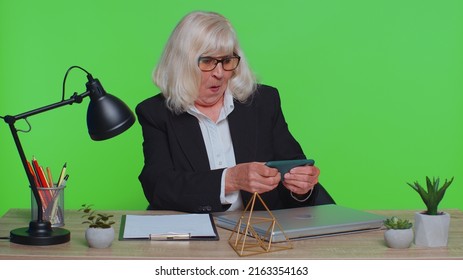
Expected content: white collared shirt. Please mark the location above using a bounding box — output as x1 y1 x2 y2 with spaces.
187 91 243 211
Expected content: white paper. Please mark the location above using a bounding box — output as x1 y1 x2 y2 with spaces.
122 213 216 239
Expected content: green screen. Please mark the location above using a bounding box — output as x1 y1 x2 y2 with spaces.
1 0 462 216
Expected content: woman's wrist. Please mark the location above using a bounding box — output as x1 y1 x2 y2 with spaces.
291 189 313 202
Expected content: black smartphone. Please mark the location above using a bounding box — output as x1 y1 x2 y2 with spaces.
265 159 315 181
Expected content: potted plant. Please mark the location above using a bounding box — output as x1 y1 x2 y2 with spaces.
383 216 413 249
406 176 454 247
79 204 115 248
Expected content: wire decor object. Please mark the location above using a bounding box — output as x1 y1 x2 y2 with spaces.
228 192 292 257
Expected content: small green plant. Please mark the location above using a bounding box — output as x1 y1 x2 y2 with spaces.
384 216 413 230
407 176 454 216
79 204 115 229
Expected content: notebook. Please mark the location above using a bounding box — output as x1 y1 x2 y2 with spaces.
214 204 385 242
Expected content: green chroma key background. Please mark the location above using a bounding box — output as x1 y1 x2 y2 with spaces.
1 0 462 216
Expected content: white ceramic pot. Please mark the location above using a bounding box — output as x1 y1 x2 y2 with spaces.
414 212 450 247
85 227 115 249
384 228 414 249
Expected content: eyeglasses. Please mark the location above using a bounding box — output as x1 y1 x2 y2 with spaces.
198 55 241 72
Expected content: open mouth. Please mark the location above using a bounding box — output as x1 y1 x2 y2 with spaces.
209 85 221 92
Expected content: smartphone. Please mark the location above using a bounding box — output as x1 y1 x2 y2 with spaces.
265 159 315 181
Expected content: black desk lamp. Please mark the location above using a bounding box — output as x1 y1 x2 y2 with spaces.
1 66 135 245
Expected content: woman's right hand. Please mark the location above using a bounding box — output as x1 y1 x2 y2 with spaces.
225 162 281 194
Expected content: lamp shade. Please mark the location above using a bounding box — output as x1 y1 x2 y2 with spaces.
85 77 135 140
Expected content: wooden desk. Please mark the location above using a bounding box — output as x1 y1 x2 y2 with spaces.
0 208 462 259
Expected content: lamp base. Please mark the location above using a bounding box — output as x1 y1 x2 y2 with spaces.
10 220 70 246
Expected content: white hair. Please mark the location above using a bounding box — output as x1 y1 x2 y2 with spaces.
153 11 257 114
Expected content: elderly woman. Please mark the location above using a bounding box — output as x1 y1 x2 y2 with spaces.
136 11 335 212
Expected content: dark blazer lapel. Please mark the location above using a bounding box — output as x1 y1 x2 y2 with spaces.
169 99 258 170
170 113 211 171
228 100 258 164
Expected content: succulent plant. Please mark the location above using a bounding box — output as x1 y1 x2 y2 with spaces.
384 216 412 230
407 176 454 215
79 204 115 229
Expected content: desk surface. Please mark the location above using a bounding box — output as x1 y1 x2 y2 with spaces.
1 208 462 259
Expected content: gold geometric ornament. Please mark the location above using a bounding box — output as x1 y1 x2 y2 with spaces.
228 192 292 257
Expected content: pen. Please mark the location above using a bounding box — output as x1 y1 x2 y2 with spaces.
58 174 69 188
39 166 50 187
46 167 53 188
56 162 67 187
149 233 191 240
26 160 40 188
32 156 47 187
50 174 69 224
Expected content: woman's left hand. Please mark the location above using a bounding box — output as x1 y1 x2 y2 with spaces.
282 165 320 195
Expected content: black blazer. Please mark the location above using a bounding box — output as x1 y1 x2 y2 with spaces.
136 84 334 213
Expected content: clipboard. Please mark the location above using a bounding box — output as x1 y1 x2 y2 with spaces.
119 213 219 241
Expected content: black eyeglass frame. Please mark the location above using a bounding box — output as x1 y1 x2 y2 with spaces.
197 55 241 72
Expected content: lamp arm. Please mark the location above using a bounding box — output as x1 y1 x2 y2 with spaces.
2 90 91 222
5 91 91 122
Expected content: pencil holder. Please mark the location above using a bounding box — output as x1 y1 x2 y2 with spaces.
31 185 66 227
